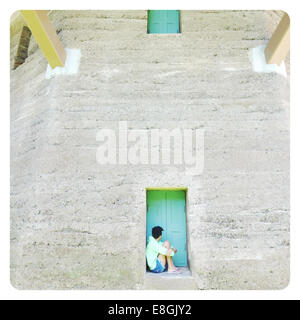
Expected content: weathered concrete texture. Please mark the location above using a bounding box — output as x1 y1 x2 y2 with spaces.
145 268 198 290
10 10 289 289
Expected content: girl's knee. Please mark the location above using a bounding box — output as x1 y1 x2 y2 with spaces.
163 240 170 248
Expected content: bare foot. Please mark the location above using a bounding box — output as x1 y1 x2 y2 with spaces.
168 268 182 274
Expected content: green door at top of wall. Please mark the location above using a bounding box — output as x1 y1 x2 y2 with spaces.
148 10 180 34
146 190 187 267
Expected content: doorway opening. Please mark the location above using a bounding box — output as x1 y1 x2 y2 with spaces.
147 10 181 34
146 188 188 271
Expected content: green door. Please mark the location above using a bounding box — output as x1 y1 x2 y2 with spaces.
148 10 180 34
146 190 187 267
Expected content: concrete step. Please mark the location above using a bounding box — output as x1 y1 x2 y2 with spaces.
143 267 199 290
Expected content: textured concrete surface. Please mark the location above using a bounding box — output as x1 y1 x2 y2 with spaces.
10 10 290 289
145 268 198 290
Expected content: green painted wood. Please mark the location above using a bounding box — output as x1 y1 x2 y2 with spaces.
148 10 180 34
165 190 187 266
146 190 187 267
146 191 167 244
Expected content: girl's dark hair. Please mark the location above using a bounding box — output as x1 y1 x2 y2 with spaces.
152 226 164 239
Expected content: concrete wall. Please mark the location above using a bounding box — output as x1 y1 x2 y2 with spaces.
10 10 290 289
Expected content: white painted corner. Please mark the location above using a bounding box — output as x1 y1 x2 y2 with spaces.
250 45 287 78
45 48 81 79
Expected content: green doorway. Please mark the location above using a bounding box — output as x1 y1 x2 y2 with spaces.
147 10 180 34
146 189 188 267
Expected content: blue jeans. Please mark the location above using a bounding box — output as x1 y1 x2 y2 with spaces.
151 258 166 273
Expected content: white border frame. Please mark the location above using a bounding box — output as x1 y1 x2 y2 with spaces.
3 0 298 300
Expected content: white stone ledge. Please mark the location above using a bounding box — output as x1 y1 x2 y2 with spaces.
45 48 81 79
